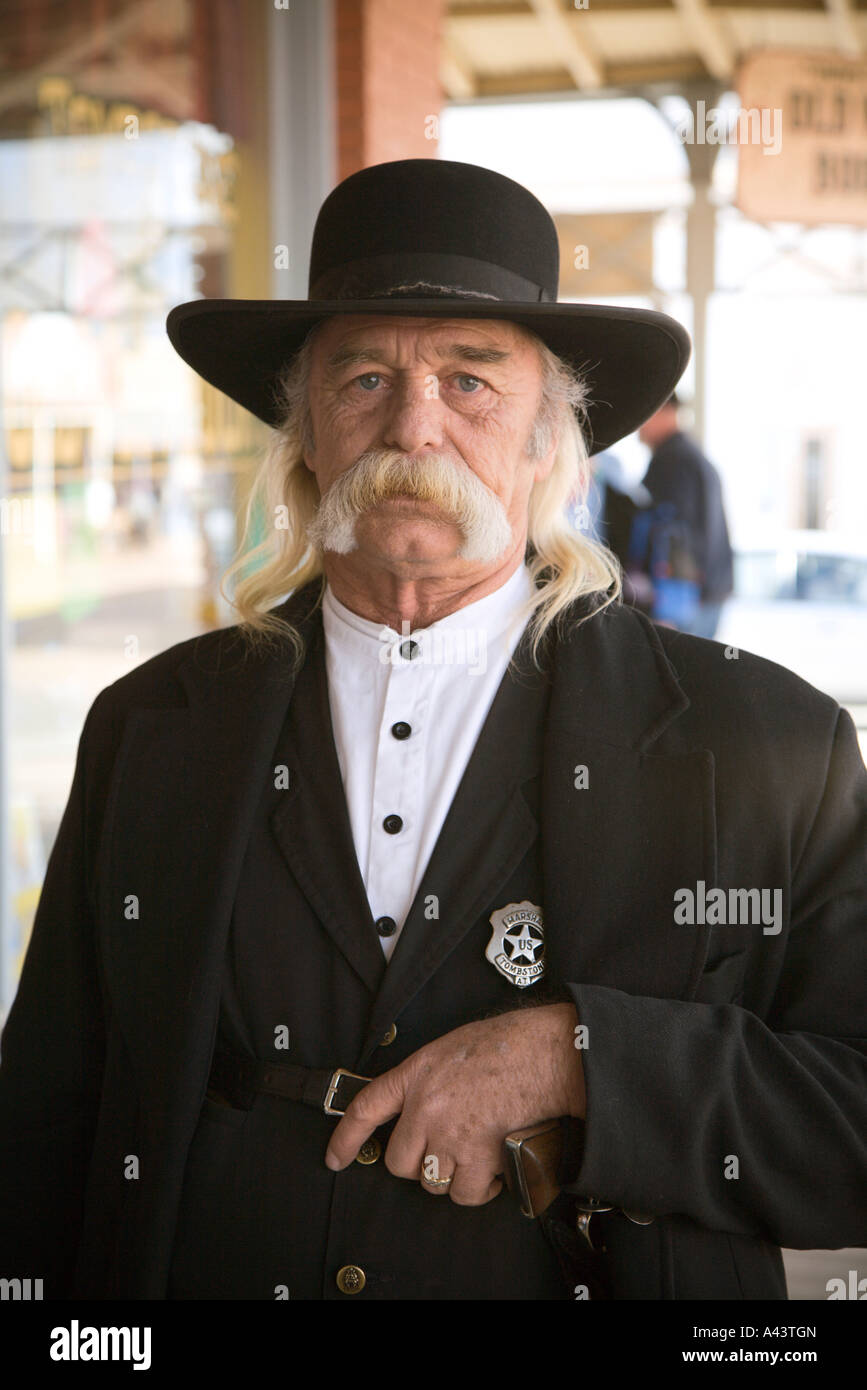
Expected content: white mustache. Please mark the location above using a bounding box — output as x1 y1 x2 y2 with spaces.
305 448 513 563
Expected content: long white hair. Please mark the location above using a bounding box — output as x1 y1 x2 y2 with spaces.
220 323 622 668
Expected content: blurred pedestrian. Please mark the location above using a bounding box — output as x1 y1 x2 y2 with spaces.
639 393 733 638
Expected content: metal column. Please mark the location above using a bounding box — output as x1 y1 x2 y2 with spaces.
267 0 336 301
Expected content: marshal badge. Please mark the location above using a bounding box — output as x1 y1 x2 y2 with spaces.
486 901 545 989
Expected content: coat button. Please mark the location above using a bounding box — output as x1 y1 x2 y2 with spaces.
383 814 403 834
391 721 412 740
380 1023 397 1046
375 915 397 937
336 1264 366 1294
356 1138 382 1165
399 639 419 660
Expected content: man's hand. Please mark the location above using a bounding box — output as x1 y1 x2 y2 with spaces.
325 1002 585 1205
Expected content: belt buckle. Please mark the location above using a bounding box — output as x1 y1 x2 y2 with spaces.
573 1197 656 1250
574 1196 615 1251
323 1068 369 1117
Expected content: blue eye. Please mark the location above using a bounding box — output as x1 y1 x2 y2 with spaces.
455 374 483 393
356 373 381 391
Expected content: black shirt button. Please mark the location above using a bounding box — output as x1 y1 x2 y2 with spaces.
399 639 419 660
375 915 397 937
383 814 403 834
391 721 412 740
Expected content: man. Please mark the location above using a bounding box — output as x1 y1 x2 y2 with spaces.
0 160 864 1301
638 393 734 638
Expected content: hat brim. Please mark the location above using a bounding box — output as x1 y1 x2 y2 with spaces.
166 298 691 454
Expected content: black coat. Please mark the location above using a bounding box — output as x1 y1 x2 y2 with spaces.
1 583 865 1299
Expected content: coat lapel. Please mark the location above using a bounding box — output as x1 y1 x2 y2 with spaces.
269 619 387 996
540 605 715 1001
96 584 329 1107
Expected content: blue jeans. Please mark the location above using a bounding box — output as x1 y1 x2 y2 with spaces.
682 602 725 640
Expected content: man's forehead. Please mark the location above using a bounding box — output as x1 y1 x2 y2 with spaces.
313 314 536 359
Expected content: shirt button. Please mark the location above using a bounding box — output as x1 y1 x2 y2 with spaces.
336 1264 366 1295
391 721 412 740
375 915 397 937
383 814 403 834
399 639 419 660
356 1138 382 1165
380 1023 398 1046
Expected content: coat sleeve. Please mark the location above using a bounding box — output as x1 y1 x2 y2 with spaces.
564 704 867 1249
0 691 113 1297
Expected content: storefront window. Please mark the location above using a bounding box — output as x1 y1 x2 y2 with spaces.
1 5 265 1005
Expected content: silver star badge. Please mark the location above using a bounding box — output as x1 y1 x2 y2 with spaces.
486 901 545 988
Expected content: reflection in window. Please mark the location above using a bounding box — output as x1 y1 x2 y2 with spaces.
797 554 867 605
734 550 797 601
734 549 867 605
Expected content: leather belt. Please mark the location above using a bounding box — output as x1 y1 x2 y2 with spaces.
208 1049 653 1253
207 1048 371 1117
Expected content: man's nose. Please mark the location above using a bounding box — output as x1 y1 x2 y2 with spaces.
380 375 446 453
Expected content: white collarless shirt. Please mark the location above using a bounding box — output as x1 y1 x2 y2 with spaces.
321 563 537 960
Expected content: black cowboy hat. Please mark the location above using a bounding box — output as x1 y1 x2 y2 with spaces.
166 159 690 453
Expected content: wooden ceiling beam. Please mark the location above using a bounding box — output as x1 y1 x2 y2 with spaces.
441 37 478 98
465 54 710 97
825 0 863 54
672 0 734 81
527 0 604 90
0 0 166 116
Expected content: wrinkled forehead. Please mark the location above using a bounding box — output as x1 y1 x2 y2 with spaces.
310 313 542 365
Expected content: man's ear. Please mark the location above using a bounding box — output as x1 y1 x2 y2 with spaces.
532 429 559 484
301 430 317 474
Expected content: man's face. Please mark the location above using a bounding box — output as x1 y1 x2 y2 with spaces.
638 403 678 449
302 316 558 578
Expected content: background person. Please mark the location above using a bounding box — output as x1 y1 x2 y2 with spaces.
638 392 734 638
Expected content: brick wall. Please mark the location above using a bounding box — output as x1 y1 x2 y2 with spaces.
335 0 443 180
